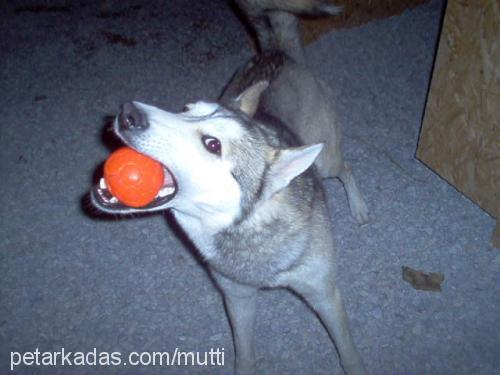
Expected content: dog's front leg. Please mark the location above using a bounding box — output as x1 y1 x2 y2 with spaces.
290 275 367 375
212 271 258 374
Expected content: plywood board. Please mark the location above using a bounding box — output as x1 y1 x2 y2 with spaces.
417 0 500 219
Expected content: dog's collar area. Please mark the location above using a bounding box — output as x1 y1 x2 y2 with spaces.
91 165 177 213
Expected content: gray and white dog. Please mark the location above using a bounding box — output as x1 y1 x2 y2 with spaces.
91 0 367 373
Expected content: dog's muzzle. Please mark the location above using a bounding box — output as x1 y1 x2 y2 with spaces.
90 102 178 213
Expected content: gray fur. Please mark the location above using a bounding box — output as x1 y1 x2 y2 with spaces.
210 116 322 286
223 0 369 224
235 0 343 63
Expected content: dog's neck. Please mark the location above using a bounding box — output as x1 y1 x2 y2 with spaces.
172 180 314 275
171 204 238 260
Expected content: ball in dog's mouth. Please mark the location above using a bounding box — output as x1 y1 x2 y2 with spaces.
91 165 177 212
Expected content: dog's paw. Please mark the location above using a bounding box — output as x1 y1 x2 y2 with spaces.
350 197 369 225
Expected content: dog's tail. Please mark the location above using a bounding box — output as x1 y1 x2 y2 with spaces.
234 0 342 63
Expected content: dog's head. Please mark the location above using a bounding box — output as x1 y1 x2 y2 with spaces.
91 82 323 228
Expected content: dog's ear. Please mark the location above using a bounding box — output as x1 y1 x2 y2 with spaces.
263 143 323 199
234 81 269 117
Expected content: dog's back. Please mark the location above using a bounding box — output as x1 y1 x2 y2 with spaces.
222 0 369 224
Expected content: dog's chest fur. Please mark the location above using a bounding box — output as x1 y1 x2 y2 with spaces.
206 172 324 287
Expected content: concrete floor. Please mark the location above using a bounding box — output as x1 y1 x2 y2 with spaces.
1 0 498 374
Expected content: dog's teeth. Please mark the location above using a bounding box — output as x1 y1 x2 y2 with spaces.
99 178 107 189
109 196 119 204
158 186 175 198
99 192 110 203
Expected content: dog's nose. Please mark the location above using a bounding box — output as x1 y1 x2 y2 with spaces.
118 102 148 131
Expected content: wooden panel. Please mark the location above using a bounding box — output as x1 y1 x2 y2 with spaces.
416 0 500 219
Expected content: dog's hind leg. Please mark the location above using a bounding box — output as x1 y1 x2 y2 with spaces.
337 162 369 225
212 272 258 374
318 147 369 225
290 274 367 375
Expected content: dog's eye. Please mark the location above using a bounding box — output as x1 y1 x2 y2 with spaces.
202 135 221 155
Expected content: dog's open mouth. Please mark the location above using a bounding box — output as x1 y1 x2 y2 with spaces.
91 165 177 212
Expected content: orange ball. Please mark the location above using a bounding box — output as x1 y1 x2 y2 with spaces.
104 147 164 208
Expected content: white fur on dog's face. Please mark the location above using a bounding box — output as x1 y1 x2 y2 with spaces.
115 101 244 232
